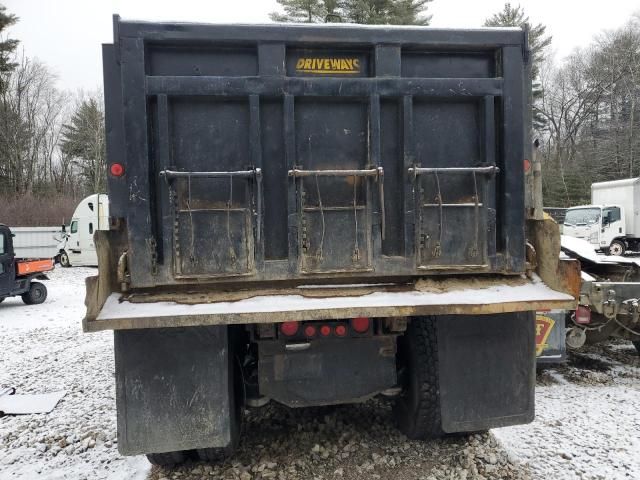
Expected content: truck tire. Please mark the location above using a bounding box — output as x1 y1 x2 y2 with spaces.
21 282 47 305
608 240 626 256
393 316 443 439
59 250 71 268
146 450 188 466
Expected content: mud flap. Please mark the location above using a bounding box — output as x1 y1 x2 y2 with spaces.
114 326 232 455
437 312 535 433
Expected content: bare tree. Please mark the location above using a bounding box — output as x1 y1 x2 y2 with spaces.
538 15 640 207
0 52 67 194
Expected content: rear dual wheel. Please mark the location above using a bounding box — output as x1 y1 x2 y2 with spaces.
146 450 188 467
393 316 443 439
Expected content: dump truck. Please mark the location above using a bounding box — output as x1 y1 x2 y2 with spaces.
84 17 579 466
0 224 53 305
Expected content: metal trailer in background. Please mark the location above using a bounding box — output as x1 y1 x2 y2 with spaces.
560 236 640 354
84 17 578 466
10 227 63 260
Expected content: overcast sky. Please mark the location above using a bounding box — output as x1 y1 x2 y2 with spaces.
5 0 640 92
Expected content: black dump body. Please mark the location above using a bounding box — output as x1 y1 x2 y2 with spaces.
104 17 529 289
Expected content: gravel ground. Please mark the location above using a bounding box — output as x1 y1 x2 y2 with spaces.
1 267 639 479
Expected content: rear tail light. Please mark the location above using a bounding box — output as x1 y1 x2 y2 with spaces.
109 162 125 177
304 325 317 337
351 317 370 333
575 305 591 325
320 325 331 337
280 321 299 336
335 325 347 337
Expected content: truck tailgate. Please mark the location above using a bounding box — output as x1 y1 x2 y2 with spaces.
85 275 574 331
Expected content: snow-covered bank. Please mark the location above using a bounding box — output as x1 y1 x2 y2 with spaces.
1 267 639 479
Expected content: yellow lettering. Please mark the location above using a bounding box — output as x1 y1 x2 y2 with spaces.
296 58 305 70
303 59 312 70
536 323 543 336
345 59 353 70
331 58 340 70
353 59 360 71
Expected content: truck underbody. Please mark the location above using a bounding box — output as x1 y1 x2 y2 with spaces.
83 219 576 464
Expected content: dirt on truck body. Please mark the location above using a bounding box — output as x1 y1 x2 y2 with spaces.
85 16 577 466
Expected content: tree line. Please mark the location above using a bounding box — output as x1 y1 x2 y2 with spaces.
0 4 105 201
0 1 638 225
538 14 640 207
270 0 432 24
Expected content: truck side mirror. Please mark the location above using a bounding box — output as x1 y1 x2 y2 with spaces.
61 224 66 233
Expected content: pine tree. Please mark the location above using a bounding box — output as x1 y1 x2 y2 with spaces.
343 0 432 25
270 0 432 25
484 3 552 129
60 96 106 193
0 4 19 91
270 0 329 23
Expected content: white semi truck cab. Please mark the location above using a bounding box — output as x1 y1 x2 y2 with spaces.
564 204 625 255
58 193 109 267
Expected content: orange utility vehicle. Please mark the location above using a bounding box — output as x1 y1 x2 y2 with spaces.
0 224 53 305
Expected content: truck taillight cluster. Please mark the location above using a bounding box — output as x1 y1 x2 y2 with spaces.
279 317 371 339
575 305 591 324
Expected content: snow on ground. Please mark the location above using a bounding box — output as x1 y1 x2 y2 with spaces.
495 345 640 480
0 267 150 479
1 267 639 479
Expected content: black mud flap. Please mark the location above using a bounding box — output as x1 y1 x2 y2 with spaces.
437 312 535 433
114 326 232 455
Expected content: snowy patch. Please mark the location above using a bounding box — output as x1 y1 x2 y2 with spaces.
1 267 639 480
561 235 640 266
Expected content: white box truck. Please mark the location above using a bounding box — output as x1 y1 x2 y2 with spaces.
564 178 640 255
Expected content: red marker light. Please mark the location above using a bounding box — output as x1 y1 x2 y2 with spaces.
575 305 591 325
280 321 299 336
320 325 331 337
304 325 317 337
110 163 125 177
335 325 347 337
351 317 370 333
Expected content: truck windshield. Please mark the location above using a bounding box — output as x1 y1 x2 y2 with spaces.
564 208 601 226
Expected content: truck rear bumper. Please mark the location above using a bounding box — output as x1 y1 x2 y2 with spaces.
85 275 575 332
